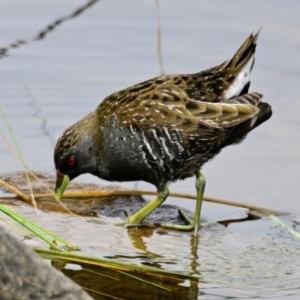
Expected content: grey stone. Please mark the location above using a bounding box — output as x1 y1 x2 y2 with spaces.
0 224 93 300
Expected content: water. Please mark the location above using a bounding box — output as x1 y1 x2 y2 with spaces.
0 1 300 299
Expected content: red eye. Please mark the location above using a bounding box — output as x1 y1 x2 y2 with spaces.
67 156 76 166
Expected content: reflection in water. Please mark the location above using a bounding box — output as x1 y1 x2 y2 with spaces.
35 0 99 41
188 237 200 300
0 39 26 58
127 227 163 259
25 85 56 148
1 185 300 298
57 230 202 300
0 0 99 60
3 172 300 298
61 262 198 300
126 228 201 299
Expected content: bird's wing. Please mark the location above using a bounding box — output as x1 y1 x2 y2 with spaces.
108 82 261 126
100 83 263 153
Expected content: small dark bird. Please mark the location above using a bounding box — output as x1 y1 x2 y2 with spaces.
54 31 272 236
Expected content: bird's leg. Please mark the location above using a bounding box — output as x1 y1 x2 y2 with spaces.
115 184 169 228
160 170 206 236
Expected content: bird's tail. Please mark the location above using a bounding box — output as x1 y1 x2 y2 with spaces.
195 30 261 102
222 29 261 100
221 101 272 148
223 30 260 100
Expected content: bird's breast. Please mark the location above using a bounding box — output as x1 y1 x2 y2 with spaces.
98 117 192 186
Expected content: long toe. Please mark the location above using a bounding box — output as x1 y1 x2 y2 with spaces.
178 209 194 226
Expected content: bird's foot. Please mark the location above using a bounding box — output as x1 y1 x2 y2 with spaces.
178 209 194 226
115 211 156 228
115 185 169 229
178 209 212 227
155 209 200 236
115 221 156 229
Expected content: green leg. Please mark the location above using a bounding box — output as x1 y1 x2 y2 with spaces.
160 171 206 236
193 170 206 235
115 184 169 228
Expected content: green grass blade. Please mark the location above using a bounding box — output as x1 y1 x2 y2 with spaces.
0 204 79 250
35 248 201 280
0 216 33 238
268 213 300 239
82 267 120 281
117 270 171 291
0 107 34 201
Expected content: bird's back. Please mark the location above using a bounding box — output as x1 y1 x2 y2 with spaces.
95 31 272 187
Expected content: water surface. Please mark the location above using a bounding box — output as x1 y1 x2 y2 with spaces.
0 1 300 299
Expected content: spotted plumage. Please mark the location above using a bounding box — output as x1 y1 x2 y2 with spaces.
54 31 272 236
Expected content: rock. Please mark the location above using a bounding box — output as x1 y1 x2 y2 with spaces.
0 224 93 300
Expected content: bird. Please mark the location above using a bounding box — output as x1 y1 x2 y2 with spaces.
54 30 272 236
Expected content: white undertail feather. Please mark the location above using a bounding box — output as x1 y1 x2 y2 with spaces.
224 30 260 100
224 54 255 100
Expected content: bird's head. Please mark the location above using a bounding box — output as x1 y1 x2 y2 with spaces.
54 114 100 201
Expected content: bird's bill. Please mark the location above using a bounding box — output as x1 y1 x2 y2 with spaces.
54 170 70 201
